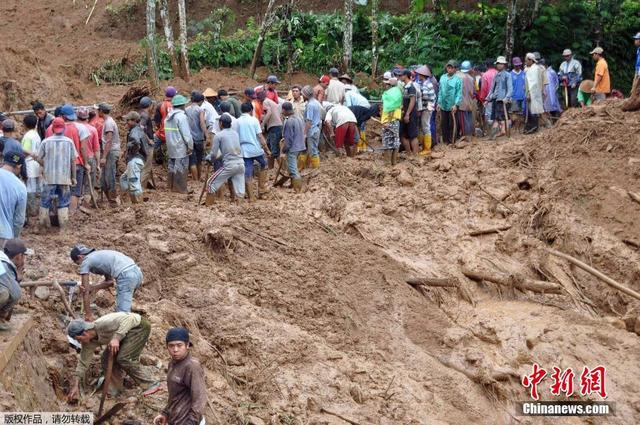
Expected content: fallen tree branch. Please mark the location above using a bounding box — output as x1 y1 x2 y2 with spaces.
461 265 562 294
320 408 361 425
469 225 512 236
53 280 77 319
547 248 640 301
623 239 640 249
406 277 459 287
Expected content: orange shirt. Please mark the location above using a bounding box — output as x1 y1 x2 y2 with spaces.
594 58 610 94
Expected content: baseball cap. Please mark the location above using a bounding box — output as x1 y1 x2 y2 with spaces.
165 86 177 98
60 104 77 121
266 75 280 84
446 60 458 68
512 56 523 66
139 96 153 108
339 74 353 83
171 94 188 107
77 107 90 120
4 239 33 257
96 102 112 112
329 67 339 76
301 85 314 99
415 65 432 77
383 71 397 85
67 319 96 338
319 75 330 85
52 117 66 133
634 32 640 40
562 49 572 56
590 46 604 55
2 119 16 131
70 244 95 261
282 102 294 113
124 111 140 121
165 327 190 345
3 150 25 166
244 88 256 99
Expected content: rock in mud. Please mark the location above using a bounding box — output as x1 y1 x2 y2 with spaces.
396 169 415 187
34 286 50 300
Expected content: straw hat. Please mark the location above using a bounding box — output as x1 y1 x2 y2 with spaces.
579 79 594 93
203 88 218 97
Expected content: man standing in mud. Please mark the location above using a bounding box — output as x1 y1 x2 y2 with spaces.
154 328 207 425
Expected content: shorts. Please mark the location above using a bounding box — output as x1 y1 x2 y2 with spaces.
189 140 204 167
267 126 283 158
71 165 85 197
382 120 400 150
510 100 525 113
41 184 71 209
400 112 419 139
491 100 507 122
334 122 357 149
120 157 145 195
243 155 267 178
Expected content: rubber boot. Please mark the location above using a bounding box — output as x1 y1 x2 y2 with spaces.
346 145 355 158
39 207 50 228
292 177 303 193
57 207 69 229
391 149 399 166
298 154 307 171
310 155 320 169
258 170 270 198
357 131 367 152
489 126 499 141
245 178 256 202
419 135 432 156
205 192 216 206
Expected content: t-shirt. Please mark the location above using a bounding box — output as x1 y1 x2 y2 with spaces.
326 79 346 104
139 110 155 140
237 113 265 158
325 105 357 128
185 104 205 142
261 98 282 130
210 128 243 164
594 58 610 94
80 123 100 159
313 85 326 103
0 168 27 239
79 250 136 278
402 82 417 115
304 99 322 132
38 134 78 185
201 100 219 134
21 129 42 179
102 116 120 152
45 123 83 166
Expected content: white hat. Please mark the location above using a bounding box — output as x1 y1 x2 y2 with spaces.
525 52 537 62
495 56 508 65
562 49 572 56
383 71 397 85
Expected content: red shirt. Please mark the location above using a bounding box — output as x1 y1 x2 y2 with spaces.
88 116 104 145
479 68 498 103
46 122 84 166
81 122 100 158
155 99 172 142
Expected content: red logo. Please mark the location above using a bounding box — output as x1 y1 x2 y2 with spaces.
522 364 607 400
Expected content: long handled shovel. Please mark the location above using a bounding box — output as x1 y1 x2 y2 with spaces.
451 110 458 144
197 163 212 205
503 102 511 138
98 352 114 417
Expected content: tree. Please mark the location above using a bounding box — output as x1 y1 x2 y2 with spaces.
177 0 190 80
159 0 179 78
343 0 353 72
504 0 517 62
371 0 379 78
146 0 159 86
250 0 277 79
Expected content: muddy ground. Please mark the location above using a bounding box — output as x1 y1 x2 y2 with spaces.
0 100 637 425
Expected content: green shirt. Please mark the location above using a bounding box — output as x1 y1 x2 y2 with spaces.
577 89 592 106
437 73 463 112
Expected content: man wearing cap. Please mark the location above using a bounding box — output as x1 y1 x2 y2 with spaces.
70 245 143 318
486 56 513 140
479 59 498 128
138 97 157 189
314 76 329 103
301 85 322 169
154 328 207 425
186 92 208 182
456 61 476 140
437 60 463 145
0 119 28 180
510 57 526 116
0 152 27 244
36 118 77 227
20 114 43 217
280 102 305 192
165 95 194 194
0 239 29 330
558 49 583 108
203 114 245 205
32 102 54 141
264 75 281 104
66 312 157 401
77 107 101 199
524 52 548 134
154 87 177 165
590 47 610 102
260 88 283 169
120 111 148 203
415 65 436 155
218 89 242 118
97 103 121 204
381 72 402 165
237 102 270 201
326 68 346 105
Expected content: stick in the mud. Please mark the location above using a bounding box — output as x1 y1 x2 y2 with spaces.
406 277 459 287
461 265 562 293
451 110 457 144
546 248 640 301
469 225 512 236
53 280 77 319
503 102 511 138
98 352 114 417
320 408 361 425
198 164 212 205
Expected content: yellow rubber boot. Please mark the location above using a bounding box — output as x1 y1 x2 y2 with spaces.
310 155 320 169
357 131 367 152
419 135 432 156
298 154 307 171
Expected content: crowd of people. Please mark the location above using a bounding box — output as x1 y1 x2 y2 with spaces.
0 34 638 423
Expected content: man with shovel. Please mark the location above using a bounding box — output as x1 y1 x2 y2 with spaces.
66 312 158 402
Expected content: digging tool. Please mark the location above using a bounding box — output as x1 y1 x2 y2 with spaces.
98 352 115 417
197 163 212 205
563 79 569 109
20 280 79 288
53 280 77 319
273 138 288 187
87 173 99 209
450 110 458 144
503 102 511 138
94 402 126 425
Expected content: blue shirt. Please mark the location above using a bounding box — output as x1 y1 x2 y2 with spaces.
510 69 526 101
0 168 27 239
304 99 322 132
636 47 640 76
236 113 264 158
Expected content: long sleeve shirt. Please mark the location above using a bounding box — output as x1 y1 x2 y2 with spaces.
75 312 142 378
0 169 27 239
558 58 583 88
487 69 513 102
282 115 305 153
419 77 436 110
165 110 194 159
162 354 207 425
479 68 497 103
437 74 462 112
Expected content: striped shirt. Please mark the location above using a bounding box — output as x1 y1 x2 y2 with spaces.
38 134 78 185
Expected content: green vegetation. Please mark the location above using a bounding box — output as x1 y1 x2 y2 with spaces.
97 1 640 92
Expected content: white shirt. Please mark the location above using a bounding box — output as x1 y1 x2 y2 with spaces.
324 105 357 128
201 100 220 134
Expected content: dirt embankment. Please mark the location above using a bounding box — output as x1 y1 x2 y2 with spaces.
4 100 638 424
